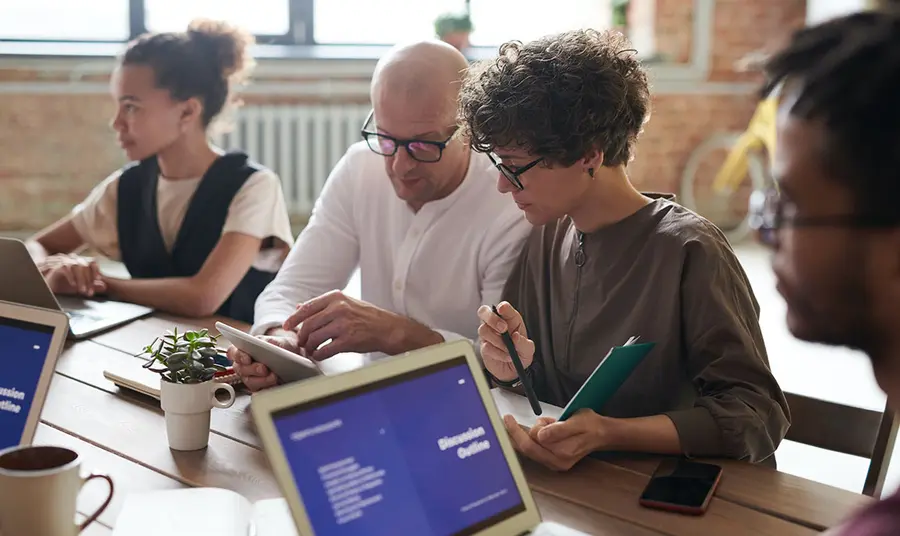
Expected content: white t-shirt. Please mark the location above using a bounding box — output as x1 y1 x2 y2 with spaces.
252 141 532 347
70 165 295 272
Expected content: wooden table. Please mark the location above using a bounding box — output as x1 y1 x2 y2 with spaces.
37 313 874 535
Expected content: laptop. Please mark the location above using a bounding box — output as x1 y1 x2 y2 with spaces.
0 300 70 450
0 238 152 339
251 339 589 536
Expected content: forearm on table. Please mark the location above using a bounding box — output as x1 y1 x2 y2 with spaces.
103 276 220 318
384 314 445 355
601 414 683 455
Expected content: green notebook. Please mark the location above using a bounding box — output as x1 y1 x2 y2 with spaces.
558 336 656 421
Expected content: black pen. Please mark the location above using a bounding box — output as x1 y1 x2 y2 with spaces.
492 305 542 416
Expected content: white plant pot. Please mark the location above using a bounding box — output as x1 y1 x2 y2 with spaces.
159 380 236 451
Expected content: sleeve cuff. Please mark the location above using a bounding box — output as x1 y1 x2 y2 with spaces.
249 317 285 336
434 329 466 343
663 406 725 458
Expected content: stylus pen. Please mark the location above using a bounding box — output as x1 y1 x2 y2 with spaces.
492 305 542 416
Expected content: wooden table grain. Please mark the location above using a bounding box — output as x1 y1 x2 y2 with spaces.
37 314 873 535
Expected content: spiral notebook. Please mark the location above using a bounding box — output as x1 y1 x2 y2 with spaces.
558 336 655 421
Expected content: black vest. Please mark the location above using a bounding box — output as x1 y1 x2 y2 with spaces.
116 151 276 324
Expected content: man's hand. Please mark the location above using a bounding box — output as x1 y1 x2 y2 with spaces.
39 254 107 297
477 301 535 383
502 410 607 471
227 328 297 392
283 290 442 360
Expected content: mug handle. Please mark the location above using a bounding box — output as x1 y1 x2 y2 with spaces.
211 382 236 409
77 474 114 533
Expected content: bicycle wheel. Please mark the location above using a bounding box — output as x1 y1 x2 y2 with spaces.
679 132 769 244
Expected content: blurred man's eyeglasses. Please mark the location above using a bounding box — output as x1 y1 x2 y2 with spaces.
360 110 457 163
749 187 898 247
486 152 544 190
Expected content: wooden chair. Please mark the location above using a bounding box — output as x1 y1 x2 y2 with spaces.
784 392 899 497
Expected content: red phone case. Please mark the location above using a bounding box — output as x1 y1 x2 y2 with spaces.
638 464 723 515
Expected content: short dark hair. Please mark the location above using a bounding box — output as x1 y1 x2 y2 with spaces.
458 29 650 167
762 10 900 222
121 18 254 127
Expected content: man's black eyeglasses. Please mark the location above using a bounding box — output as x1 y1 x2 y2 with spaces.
749 187 899 246
486 153 544 190
360 110 457 163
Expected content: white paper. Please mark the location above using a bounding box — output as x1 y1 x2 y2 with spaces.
251 498 298 536
112 488 251 536
490 388 563 428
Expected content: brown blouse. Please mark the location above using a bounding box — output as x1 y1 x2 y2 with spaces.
502 196 790 462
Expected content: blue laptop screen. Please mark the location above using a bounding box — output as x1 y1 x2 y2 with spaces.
271 356 525 536
0 317 55 449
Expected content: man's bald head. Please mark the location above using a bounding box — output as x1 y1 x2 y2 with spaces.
371 40 470 118
366 40 473 213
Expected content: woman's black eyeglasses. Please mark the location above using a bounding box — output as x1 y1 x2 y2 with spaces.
360 110 457 163
749 186 898 246
486 153 544 190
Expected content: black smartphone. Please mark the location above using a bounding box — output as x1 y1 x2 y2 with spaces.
638 459 722 515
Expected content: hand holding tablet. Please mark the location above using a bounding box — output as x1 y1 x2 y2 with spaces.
216 322 323 384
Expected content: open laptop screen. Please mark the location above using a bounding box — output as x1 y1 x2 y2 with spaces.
271 355 526 536
0 317 55 449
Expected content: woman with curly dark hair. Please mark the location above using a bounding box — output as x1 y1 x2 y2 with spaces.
461 29 789 471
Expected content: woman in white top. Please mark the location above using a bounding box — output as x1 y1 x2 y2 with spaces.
25 19 293 323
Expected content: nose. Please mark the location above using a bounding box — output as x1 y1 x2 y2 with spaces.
390 148 417 176
496 172 517 194
109 109 125 132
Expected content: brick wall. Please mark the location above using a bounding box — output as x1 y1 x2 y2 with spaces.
0 0 805 232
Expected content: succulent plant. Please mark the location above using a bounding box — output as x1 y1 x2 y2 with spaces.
139 327 225 384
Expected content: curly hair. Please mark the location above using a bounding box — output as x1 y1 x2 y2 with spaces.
122 18 255 128
761 9 900 222
458 29 650 167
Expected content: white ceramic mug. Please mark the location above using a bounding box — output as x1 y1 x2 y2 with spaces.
0 445 114 536
160 380 236 451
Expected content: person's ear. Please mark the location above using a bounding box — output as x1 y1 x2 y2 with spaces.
178 97 204 131
581 150 604 177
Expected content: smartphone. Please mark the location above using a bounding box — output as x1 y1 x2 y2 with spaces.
638 459 722 515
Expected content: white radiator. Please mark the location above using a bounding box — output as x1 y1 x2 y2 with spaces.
214 103 372 215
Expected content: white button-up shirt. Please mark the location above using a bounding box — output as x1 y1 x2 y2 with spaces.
252 142 532 348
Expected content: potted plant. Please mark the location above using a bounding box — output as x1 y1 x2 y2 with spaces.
140 327 236 451
434 12 473 52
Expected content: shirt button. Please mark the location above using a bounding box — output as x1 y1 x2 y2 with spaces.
394 281 403 291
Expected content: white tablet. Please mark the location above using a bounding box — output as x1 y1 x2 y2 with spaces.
215 322 323 383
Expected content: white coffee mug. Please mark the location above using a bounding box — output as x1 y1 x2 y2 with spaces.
0 445 113 536
160 380 236 451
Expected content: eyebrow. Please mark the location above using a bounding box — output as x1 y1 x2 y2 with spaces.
377 126 450 140
119 95 140 102
494 152 529 163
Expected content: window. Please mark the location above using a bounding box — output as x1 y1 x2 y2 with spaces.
0 0 129 41
314 0 612 48
314 0 466 45
144 0 291 36
0 0 627 49
468 0 611 47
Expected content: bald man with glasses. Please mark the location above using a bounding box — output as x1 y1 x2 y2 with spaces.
229 40 531 391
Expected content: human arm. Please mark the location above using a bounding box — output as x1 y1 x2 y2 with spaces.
283 290 444 360
102 231 262 317
663 234 790 462
27 174 115 296
250 152 362 335
502 411 683 472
